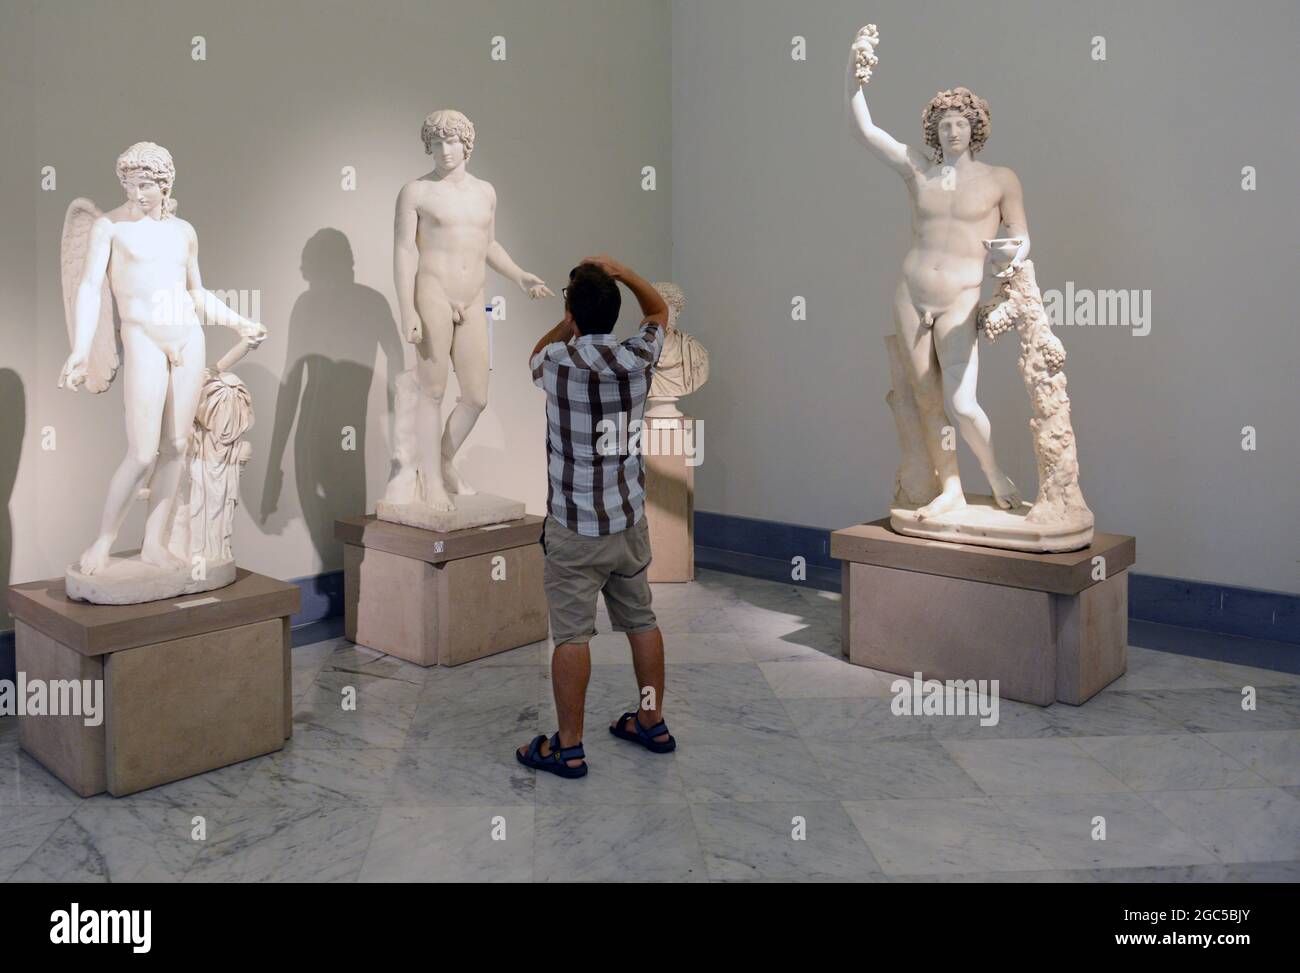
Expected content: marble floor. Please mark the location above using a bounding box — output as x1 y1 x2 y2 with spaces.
2 568 1299 882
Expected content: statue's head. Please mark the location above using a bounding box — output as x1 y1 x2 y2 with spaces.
921 88 990 163
116 141 176 218
421 109 475 173
653 282 685 328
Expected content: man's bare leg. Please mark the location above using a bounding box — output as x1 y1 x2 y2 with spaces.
895 287 964 517
413 277 456 510
440 301 489 495
615 625 670 743
518 640 590 769
935 305 1020 509
140 334 205 568
79 335 169 574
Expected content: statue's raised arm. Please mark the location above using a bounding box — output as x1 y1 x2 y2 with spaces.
845 25 924 179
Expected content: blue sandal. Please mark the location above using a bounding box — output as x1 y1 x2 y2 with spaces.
609 712 677 753
516 732 588 779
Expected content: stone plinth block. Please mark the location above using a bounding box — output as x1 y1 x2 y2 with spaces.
645 416 695 583
337 514 548 667
832 520 1135 706
7 569 299 797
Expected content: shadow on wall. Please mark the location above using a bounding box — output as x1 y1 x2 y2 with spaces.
0 369 24 679
258 228 402 573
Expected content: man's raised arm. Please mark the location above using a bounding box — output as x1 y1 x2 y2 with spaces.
581 255 668 327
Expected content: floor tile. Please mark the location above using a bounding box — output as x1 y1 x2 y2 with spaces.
1072 734 1266 791
941 738 1130 796
358 805 533 882
991 791 1220 869
533 804 707 882
1141 787 1300 863
806 738 983 800
1199 730 1300 786
843 797 1056 875
690 801 884 882
11 804 208 882
185 804 379 882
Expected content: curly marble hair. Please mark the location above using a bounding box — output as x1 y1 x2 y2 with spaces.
922 87 990 163
116 141 176 215
421 109 475 159
653 281 685 324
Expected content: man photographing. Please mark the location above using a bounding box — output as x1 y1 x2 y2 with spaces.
517 255 676 779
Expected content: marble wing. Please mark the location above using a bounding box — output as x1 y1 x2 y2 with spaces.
60 197 120 393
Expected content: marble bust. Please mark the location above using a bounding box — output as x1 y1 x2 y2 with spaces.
378 109 552 532
846 26 1092 551
646 282 709 418
58 141 267 603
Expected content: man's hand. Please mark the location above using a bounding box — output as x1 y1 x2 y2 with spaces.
518 271 554 300
579 254 625 281
58 352 88 391
238 319 269 347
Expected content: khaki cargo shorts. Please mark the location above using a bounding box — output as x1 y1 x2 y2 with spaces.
541 515 657 645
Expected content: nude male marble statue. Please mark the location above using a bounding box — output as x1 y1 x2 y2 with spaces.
847 25 1092 552
848 27 1022 520
380 109 552 526
58 142 267 602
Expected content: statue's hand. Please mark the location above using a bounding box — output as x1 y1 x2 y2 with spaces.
57 352 88 391
239 320 268 347
404 317 423 344
519 272 554 300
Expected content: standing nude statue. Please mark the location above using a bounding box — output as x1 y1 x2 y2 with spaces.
847 28 1022 519
59 142 266 599
383 109 552 516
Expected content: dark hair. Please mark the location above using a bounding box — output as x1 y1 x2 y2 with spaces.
566 264 621 335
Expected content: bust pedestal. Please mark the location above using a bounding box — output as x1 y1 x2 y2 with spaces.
644 415 695 583
831 521 1135 706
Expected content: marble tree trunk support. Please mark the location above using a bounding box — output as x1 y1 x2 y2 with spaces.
977 259 1092 535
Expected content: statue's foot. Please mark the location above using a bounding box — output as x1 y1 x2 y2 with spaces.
78 536 113 575
141 541 186 571
917 488 967 519
421 489 456 513
989 471 1022 510
441 457 477 496
383 468 418 506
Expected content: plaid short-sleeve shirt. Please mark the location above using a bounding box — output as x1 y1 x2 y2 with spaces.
531 320 665 536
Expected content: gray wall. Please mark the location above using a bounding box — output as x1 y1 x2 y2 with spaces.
672 0 1299 593
2 0 670 605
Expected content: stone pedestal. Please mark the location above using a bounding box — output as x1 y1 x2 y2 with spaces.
6 569 299 797
645 416 695 583
830 521 1135 706
336 514 548 667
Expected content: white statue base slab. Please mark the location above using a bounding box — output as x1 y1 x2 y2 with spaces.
65 552 237 606
375 492 526 533
890 494 1094 554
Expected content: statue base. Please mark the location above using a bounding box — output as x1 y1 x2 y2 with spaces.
890 494 1093 554
375 492 526 533
65 551 237 605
